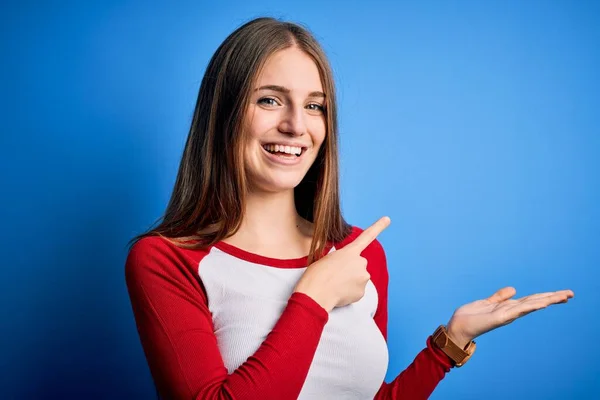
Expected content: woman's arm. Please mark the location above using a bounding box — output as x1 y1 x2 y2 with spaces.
374 339 453 400
365 235 573 400
125 237 328 400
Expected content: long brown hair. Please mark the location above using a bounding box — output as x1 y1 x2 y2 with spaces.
129 17 351 264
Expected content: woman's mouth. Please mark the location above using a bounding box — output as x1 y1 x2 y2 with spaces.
261 143 308 165
262 143 305 158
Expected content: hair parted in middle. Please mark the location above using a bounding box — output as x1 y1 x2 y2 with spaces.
131 17 351 264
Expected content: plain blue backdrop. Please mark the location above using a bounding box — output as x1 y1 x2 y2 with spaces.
1 1 598 399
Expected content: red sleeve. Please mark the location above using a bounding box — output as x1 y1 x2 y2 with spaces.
344 228 454 400
125 236 329 400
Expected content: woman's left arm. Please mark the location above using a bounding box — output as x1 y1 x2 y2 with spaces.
360 235 574 400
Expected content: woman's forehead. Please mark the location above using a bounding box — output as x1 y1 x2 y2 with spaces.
256 47 324 94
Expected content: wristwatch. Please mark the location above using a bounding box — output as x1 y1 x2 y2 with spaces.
432 325 476 367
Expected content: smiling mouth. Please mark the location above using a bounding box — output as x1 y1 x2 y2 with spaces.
262 143 307 158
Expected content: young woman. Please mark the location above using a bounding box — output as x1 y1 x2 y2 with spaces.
125 17 573 399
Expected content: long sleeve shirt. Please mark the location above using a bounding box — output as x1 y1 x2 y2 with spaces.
125 226 453 399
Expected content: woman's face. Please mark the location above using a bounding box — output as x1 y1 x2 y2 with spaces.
243 46 327 193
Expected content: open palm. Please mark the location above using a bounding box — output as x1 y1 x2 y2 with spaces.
446 287 574 347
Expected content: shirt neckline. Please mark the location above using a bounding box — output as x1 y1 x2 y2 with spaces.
213 240 335 268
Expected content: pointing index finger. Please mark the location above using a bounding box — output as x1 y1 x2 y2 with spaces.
350 216 391 252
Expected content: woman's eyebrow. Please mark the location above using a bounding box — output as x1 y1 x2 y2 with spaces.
255 85 326 98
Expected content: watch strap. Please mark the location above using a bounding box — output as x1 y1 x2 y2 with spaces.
432 325 476 367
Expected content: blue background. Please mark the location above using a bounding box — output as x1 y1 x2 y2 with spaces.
2 1 598 399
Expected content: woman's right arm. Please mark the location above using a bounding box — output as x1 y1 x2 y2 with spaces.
125 238 329 400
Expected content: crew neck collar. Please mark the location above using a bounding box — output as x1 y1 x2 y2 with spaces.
213 241 336 268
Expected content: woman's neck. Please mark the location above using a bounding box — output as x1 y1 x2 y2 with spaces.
222 189 313 258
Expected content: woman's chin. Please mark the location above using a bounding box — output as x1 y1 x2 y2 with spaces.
252 176 304 193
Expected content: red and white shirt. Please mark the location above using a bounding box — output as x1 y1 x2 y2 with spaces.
125 226 452 399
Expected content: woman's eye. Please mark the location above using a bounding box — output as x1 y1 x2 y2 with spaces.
307 103 324 112
257 97 279 107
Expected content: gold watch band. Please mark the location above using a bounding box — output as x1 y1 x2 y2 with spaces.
431 325 476 367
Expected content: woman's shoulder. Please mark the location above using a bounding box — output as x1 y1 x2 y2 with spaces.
129 234 203 256
126 235 212 279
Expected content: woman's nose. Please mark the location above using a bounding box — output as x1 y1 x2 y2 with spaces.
278 106 307 136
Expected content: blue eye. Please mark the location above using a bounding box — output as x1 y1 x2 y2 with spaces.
257 97 279 106
307 103 324 112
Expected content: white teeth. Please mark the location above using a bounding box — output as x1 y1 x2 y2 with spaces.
263 144 303 156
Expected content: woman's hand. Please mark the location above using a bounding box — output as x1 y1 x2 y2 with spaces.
446 287 575 348
293 216 391 312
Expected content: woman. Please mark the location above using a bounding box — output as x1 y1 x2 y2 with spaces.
125 17 573 399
